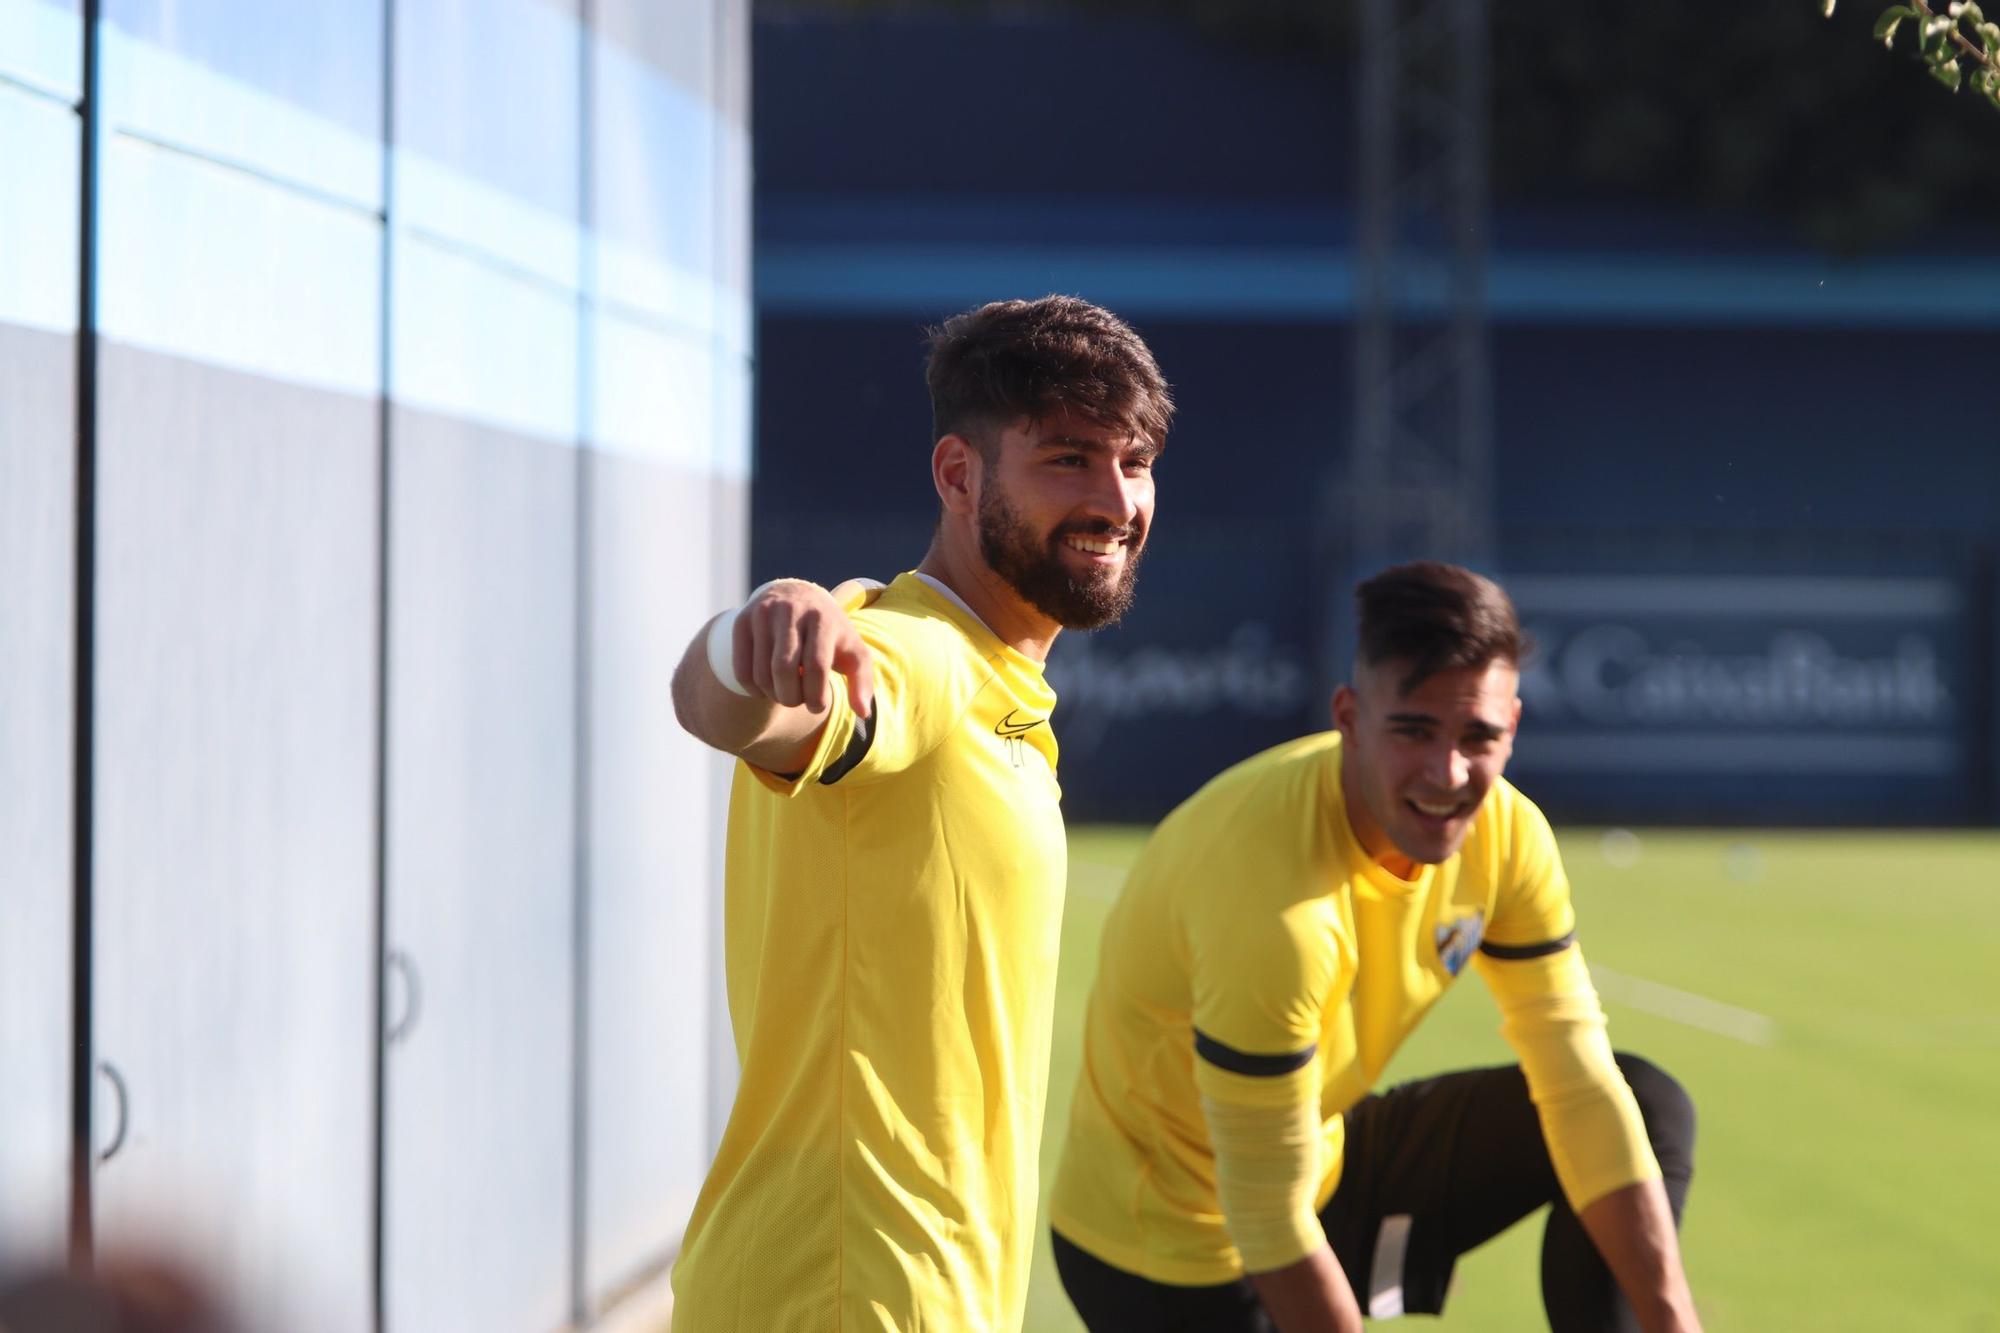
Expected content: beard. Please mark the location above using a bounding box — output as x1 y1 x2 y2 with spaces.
977 483 1144 630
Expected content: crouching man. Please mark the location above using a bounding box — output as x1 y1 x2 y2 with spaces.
1049 561 1699 1333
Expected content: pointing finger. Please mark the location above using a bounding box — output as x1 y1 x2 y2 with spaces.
798 614 830 713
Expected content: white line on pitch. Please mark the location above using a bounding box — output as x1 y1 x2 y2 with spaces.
1590 966 1779 1047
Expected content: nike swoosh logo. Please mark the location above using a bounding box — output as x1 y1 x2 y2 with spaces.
994 710 1046 737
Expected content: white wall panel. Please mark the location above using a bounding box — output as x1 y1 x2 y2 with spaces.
580 1 751 1308
393 0 579 287
92 345 378 1333
0 72 82 1281
382 410 577 1333
0 0 82 103
715 0 752 367
590 4 717 340
391 234 580 443
0 326 76 1272
89 64 383 1309
0 88 81 337
582 444 728 1306
0 88 79 1261
96 134 380 398
591 316 713 469
99 0 381 208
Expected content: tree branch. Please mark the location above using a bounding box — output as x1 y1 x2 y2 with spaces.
1909 0 1999 69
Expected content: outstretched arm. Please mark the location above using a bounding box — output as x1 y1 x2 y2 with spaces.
671 578 876 774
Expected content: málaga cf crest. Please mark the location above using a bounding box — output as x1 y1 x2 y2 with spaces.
1434 910 1486 977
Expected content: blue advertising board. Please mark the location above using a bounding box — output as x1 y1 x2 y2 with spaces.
1506 572 1986 823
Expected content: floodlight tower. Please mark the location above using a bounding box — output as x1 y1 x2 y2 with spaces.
1329 0 1495 670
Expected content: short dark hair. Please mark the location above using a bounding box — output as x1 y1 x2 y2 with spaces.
1354 561 1529 694
924 295 1173 456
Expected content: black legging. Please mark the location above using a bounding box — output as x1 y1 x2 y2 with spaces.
1054 1053 1697 1333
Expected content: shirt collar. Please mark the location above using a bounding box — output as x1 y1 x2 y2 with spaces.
913 571 998 637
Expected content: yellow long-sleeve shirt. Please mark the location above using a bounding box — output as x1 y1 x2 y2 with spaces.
1049 731 1657 1285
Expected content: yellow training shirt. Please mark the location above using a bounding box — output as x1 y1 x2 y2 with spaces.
1050 731 1657 1286
671 572 1068 1331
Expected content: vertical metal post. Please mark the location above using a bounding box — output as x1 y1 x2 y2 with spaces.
370 3 397 1329
69 0 103 1271
1334 0 1494 677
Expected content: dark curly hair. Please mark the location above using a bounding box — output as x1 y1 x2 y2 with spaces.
924 295 1173 457
1355 562 1531 694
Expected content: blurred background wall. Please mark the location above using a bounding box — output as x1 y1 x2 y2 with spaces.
749 1 2000 828
0 0 747 1327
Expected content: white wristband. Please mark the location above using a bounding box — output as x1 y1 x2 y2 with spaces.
705 580 792 697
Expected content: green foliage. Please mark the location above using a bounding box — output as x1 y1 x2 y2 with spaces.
1832 0 2000 109
1874 5 1917 44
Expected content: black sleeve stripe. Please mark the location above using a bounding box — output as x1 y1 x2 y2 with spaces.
817 706 876 786
1193 1029 1316 1077
1478 931 1576 960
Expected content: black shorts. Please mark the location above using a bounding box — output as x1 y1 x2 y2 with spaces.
1053 1054 1695 1333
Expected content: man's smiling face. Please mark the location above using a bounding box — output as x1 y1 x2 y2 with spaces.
973 411 1158 630
1333 656 1522 872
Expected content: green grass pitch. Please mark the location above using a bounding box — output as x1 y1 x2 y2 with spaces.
1023 827 2000 1331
